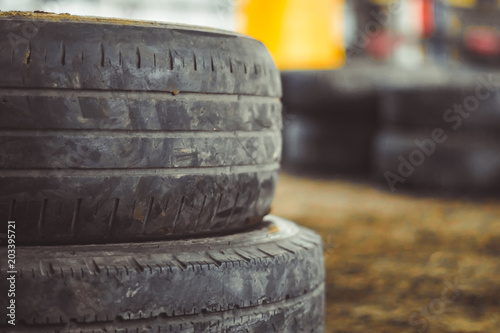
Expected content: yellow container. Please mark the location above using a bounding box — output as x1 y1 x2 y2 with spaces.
236 0 345 70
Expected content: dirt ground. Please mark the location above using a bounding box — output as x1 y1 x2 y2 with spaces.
271 173 500 333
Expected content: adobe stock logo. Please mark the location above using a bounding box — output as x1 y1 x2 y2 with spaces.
384 74 500 192
346 0 404 62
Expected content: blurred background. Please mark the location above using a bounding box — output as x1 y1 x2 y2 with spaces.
0 0 237 30
4 1 500 332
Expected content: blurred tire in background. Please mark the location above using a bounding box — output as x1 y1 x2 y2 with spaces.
375 66 500 195
281 62 384 177
380 66 500 130
282 114 376 176
375 129 500 195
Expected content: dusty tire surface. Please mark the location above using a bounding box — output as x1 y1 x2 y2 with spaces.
0 13 282 245
374 129 500 195
6 288 325 332
0 215 325 332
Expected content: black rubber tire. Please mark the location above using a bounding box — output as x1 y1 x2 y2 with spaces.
282 114 375 176
0 13 282 245
280 62 382 177
373 129 500 195
0 215 325 332
379 66 500 131
6 288 325 332
280 61 382 120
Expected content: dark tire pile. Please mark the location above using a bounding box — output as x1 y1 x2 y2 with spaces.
0 12 326 332
281 61 500 197
375 68 500 195
281 62 382 177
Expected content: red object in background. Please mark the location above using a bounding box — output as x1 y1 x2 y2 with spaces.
464 27 500 56
365 31 403 59
421 0 435 38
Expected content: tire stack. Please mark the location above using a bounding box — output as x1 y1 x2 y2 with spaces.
0 13 325 332
374 66 500 196
280 61 383 177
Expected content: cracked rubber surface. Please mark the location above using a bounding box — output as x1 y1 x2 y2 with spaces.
0 215 326 332
0 13 282 245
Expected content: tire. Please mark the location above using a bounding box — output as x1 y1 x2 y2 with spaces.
0 215 325 332
6 289 325 332
280 62 381 176
282 114 375 176
0 13 282 245
380 68 500 132
373 129 500 195
281 62 381 119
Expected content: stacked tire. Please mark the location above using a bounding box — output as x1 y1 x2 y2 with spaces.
0 13 325 332
281 61 383 177
374 66 500 196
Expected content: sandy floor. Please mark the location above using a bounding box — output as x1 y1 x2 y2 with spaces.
271 173 500 333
